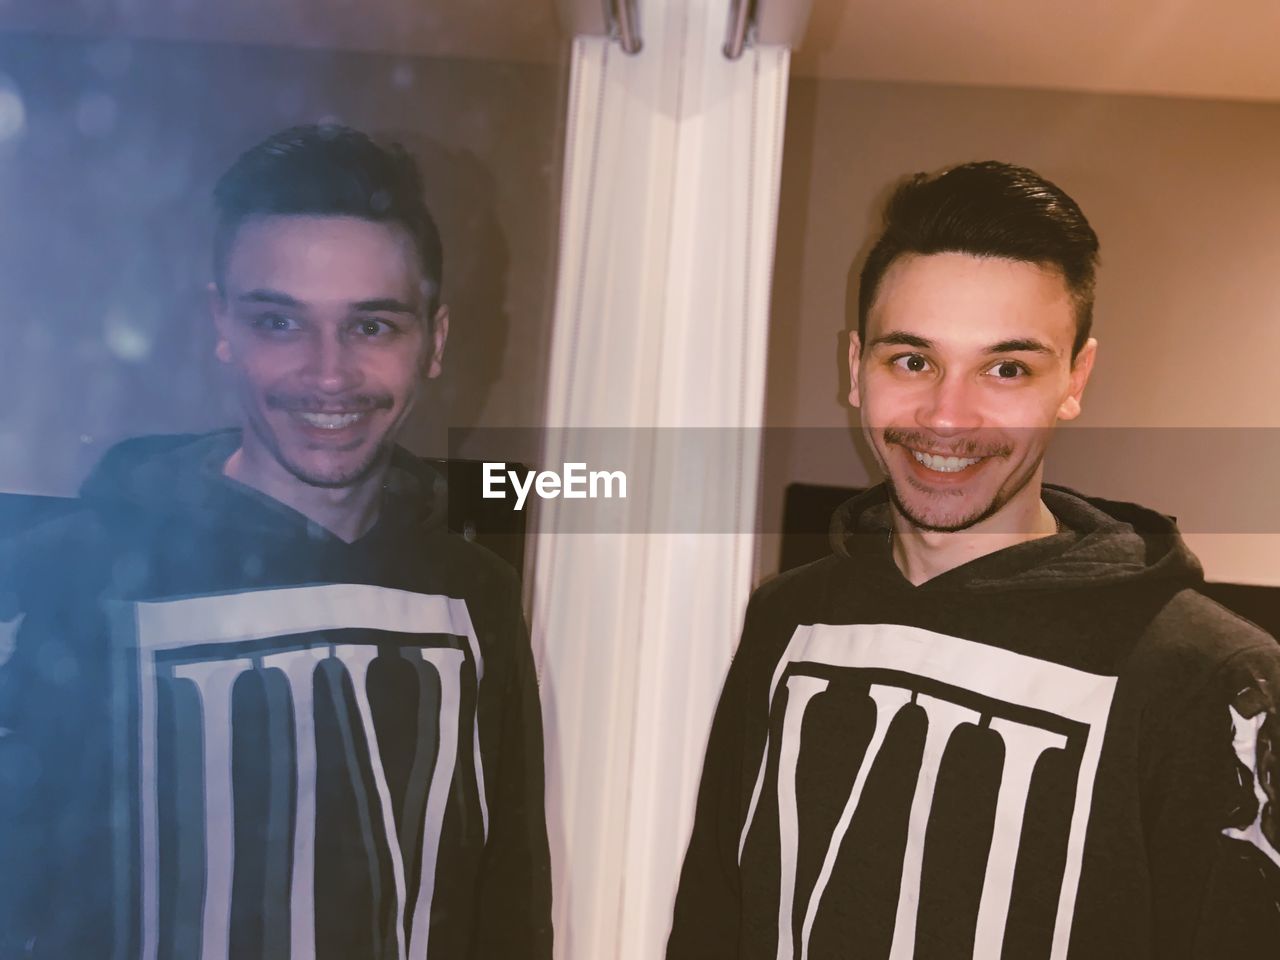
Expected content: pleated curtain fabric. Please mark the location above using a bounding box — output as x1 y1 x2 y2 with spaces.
529 4 794 956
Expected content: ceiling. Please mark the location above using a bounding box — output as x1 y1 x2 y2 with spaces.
2 0 1279 103
792 0 1280 103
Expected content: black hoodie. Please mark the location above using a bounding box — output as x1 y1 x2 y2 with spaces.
668 484 1280 960
0 431 552 959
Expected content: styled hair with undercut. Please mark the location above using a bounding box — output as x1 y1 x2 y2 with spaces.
857 161 1100 359
212 123 444 311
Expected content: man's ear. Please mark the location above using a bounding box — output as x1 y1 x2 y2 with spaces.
847 330 863 408
208 282 232 364
425 304 449 379
1057 337 1098 421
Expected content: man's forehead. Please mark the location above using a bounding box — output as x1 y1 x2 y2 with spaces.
223 214 426 303
867 252 1075 350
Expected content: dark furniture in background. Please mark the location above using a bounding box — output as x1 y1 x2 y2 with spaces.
778 482 864 575
0 494 76 539
1198 582 1280 639
429 458 530 575
779 482 1280 638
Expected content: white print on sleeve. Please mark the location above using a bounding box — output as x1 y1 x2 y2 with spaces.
738 622 1118 960
1223 703 1280 869
0 611 22 668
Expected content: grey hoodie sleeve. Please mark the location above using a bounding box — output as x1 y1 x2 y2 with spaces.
469 572 554 960
1194 642 1280 954
667 592 769 960
0 528 58 953
0 516 118 957
1143 634 1280 958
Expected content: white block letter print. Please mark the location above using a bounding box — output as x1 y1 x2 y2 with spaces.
739 623 1117 960
127 584 487 960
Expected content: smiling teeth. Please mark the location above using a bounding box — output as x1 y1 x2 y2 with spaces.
298 412 363 429
913 450 982 473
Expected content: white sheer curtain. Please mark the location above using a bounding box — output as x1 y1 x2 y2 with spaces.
529 2 799 956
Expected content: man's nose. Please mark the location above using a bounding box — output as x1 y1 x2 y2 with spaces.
916 372 982 437
301 330 362 395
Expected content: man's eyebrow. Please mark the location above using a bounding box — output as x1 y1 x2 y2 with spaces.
867 331 933 350
234 292 419 315
985 338 1056 356
351 298 419 315
237 289 302 307
867 332 1058 356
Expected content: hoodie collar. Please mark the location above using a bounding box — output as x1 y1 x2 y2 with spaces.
831 482 1203 594
79 430 446 544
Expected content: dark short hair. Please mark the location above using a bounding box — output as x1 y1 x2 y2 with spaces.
857 161 1099 358
212 123 444 310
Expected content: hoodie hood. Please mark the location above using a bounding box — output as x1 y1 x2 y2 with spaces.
830 482 1203 594
79 430 447 541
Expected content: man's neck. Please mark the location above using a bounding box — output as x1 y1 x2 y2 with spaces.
890 493 1060 587
223 446 387 544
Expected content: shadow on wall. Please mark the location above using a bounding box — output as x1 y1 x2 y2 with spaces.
840 176 903 482
397 136 511 458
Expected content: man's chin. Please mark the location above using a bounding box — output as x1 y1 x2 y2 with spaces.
280 448 385 489
886 480 998 533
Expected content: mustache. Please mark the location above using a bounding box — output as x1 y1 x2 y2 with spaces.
265 393 393 413
882 428 1013 459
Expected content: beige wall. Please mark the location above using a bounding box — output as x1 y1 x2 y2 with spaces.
0 31 565 496
761 78 1280 585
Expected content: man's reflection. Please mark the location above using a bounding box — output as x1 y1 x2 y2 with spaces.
0 124 552 959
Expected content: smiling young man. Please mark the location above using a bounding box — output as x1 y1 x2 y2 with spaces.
212 210 448 541
0 125 551 958
668 162 1279 958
